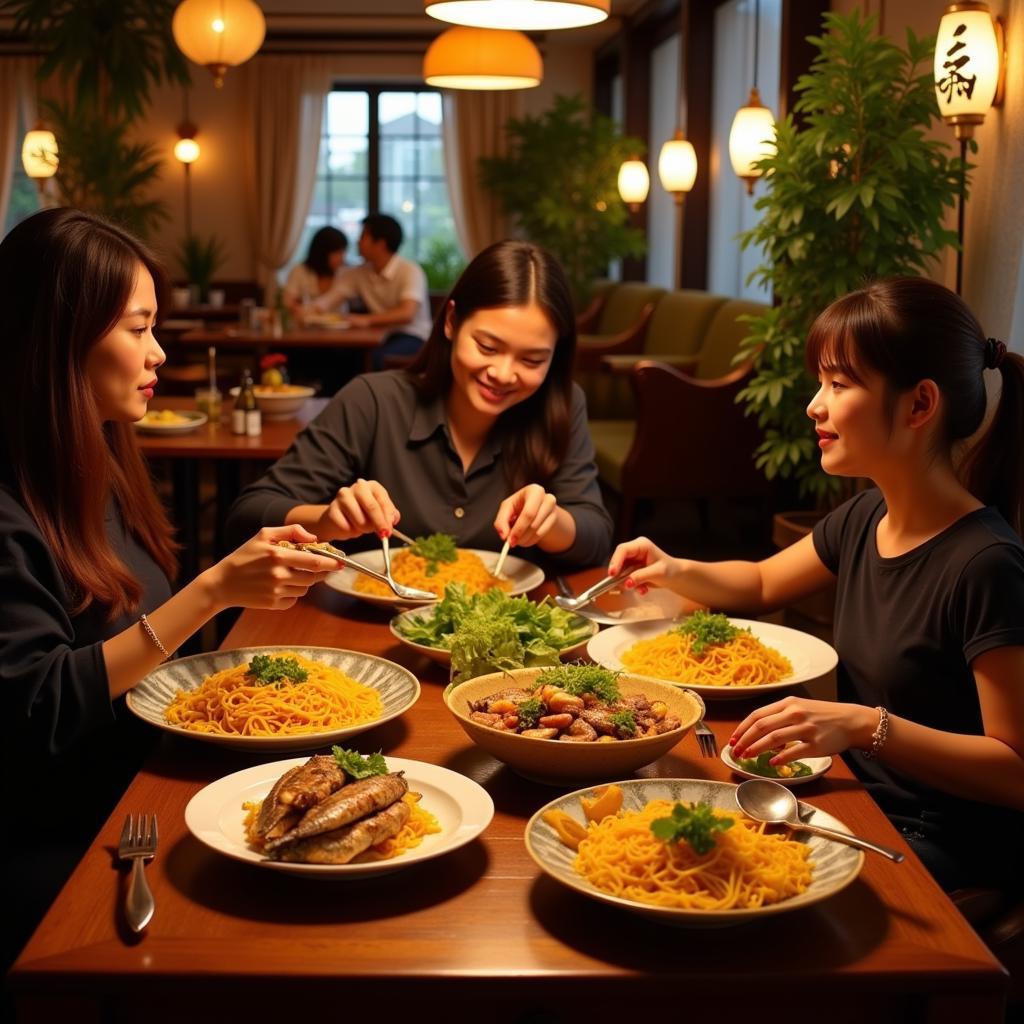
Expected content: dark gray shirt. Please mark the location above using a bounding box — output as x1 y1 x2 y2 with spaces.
226 370 613 567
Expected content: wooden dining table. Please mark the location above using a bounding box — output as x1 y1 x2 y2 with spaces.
9 570 1009 1023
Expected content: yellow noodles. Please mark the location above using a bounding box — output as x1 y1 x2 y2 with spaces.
573 799 812 910
621 629 792 687
165 651 382 736
354 548 511 598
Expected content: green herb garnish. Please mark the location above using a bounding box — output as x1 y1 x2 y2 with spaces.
247 654 308 687
673 610 745 655
535 662 621 703
649 801 734 855
736 750 813 779
609 710 638 737
449 616 525 685
331 747 388 779
516 697 545 730
410 533 458 576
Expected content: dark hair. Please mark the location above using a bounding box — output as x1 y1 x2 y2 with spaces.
806 276 1024 535
362 213 403 254
304 226 347 278
0 208 179 617
407 239 577 489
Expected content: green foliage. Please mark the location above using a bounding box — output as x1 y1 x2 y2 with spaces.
479 95 647 303
331 747 389 779
650 801 734 855
737 10 964 502
247 654 309 687
534 662 622 703
177 233 228 301
609 709 638 737
673 611 744 655
409 532 458 575
420 236 465 292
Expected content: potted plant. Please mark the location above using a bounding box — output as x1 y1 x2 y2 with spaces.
177 234 227 305
479 94 646 304
737 9 964 510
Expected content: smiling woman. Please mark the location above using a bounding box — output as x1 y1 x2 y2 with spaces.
226 240 613 567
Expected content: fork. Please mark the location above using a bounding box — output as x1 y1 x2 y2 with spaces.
695 720 718 759
118 813 157 933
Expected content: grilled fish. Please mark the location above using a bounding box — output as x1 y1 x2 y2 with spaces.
254 764 305 839
277 754 346 808
272 798 411 865
264 772 408 852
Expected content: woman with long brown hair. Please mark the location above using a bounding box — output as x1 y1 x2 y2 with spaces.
609 277 1024 891
227 239 613 566
0 208 338 967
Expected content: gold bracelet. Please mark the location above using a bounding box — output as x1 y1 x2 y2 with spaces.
139 613 168 660
863 706 889 759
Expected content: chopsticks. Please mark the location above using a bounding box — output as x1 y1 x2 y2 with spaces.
492 536 511 579
391 528 416 546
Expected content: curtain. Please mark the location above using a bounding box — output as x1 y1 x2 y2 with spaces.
241 55 334 299
441 90 522 260
0 58 39 227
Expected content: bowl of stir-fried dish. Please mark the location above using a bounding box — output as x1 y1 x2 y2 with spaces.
444 664 704 783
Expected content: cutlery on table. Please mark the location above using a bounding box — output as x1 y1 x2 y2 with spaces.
118 813 158 933
290 541 437 601
554 575 576 599
694 720 718 758
553 569 633 613
492 536 512 580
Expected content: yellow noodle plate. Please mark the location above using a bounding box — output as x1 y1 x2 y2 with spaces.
165 651 383 736
354 548 511 598
621 629 792 687
242 792 440 862
574 799 812 910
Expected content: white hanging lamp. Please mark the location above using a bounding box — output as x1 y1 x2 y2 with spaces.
728 0 775 194
657 131 697 202
424 26 542 89
424 0 608 31
617 157 649 213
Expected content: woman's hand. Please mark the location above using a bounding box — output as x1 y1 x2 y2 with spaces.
494 485 565 548
730 696 879 764
315 478 400 540
201 524 339 611
608 536 684 595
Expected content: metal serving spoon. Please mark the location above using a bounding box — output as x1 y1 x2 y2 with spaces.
553 569 634 613
287 542 438 602
736 779 905 862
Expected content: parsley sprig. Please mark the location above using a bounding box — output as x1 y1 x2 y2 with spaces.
609 710 638 737
673 610 745 655
535 663 621 703
247 654 309 687
650 801 734 855
331 747 388 779
410 533 458 576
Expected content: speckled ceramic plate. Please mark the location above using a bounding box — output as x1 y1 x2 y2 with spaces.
721 745 833 786
526 778 863 926
127 645 420 751
185 755 494 878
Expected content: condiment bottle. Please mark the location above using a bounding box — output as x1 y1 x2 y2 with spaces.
232 369 261 436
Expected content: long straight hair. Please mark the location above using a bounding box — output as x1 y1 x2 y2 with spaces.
805 276 1024 535
0 208 179 618
408 240 577 489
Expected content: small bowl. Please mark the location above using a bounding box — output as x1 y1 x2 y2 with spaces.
444 667 704 784
721 744 832 786
229 384 315 419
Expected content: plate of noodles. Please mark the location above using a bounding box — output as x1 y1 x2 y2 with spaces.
526 777 863 926
127 646 420 751
586 613 838 701
133 408 208 434
185 754 494 878
323 544 545 608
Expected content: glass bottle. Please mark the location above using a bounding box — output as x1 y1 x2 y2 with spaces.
232 369 261 436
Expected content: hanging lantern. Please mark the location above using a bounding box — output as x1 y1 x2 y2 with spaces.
174 120 201 164
172 0 266 88
657 131 697 202
424 26 542 90
424 0 608 31
934 1 1004 139
22 126 58 179
729 86 775 194
617 158 649 212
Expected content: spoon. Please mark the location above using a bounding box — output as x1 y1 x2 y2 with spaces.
553 569 633 612
735 778 905 862
287 542 438 602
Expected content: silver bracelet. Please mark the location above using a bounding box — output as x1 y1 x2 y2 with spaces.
863 706 889 759
139 613 169 660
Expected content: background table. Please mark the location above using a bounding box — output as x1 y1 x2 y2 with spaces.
9 571 1008 1022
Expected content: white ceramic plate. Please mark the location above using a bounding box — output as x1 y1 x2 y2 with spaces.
586 618 838 701
323 548 545 608
127 645 420 751
133 409 208 434
721 744 833 786
388 604 598 667
228 385 315 419
526 777 863 926
185 755 494 878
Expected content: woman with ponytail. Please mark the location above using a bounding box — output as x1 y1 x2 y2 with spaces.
609 277 1024 890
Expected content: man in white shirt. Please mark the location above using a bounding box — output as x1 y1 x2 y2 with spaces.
308 213 432 370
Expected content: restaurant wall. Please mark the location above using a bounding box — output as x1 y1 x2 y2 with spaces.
832 0 1024 351
134 45 593 284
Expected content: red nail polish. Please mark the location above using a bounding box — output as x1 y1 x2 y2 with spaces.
624 578 635 589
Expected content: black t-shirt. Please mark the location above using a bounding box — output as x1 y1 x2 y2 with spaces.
813 489 1024 885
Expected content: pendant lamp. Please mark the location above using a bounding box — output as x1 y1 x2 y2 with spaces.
728 0 775 194
21 126 58 180
424 0 608 32
424 26 542 89
172 0 266 88
617 157 649 213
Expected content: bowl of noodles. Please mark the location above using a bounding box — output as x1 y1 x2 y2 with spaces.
127 646 420 751
586 613 838 701
444 666 704 784
323 543 545 608
526 777 864 926
229 384 315 419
